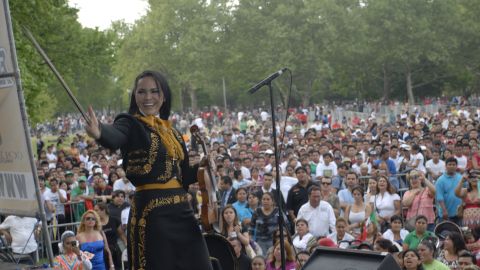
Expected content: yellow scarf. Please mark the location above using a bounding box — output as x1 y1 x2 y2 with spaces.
136 115 184 161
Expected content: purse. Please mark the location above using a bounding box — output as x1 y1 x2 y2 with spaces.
457 203 464 218
405 189 424 232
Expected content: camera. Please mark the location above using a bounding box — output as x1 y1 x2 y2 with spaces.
70 240 78 247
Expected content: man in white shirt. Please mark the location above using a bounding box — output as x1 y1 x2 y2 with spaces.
0 215 39 262
315 153 338 180
454 143 468 173
43 178 67 224
113 168 135 192
297 186 336 238
425 150 446 181
46 145 57 169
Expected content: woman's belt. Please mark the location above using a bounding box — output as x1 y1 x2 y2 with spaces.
135 179 181 191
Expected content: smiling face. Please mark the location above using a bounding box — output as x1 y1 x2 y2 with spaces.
135 76 164 116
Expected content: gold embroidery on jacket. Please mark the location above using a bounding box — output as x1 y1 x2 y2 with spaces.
129 196 137 269
126 133 159 175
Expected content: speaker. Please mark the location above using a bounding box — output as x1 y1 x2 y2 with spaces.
302 247 401 270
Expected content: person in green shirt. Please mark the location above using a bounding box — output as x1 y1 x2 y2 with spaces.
418 239 450 270
403 215 436 251
71 176 95 222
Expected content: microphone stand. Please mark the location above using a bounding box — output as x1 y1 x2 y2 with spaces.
249 77 286 270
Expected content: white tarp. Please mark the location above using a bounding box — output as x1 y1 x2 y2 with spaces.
0 0 39 216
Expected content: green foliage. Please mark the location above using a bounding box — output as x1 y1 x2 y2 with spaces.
9 0 118 124
10 0 480 123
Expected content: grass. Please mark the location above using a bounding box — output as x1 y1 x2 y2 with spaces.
30 134 77 158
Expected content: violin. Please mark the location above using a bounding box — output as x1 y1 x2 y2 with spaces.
190 125 219 233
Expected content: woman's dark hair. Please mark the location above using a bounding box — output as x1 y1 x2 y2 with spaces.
235 187 247 196
107 171 119 186
128 70 172 120
419 238 436 254
390 215 403 225
95 202 109 215
295 218 309 227
415 215 428 223
375 238 393 251
445 231 466 254
351 186 364 197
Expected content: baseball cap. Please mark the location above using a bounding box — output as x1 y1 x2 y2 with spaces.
78 176 87 182
317 238 336 248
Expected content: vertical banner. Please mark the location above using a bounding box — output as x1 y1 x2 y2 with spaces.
0 0 39 216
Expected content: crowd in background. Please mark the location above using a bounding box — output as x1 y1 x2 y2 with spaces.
2 98 480 270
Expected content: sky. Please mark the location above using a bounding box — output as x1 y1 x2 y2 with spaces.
68 0 149 30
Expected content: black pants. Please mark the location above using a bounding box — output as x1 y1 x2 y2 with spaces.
128 188 213 270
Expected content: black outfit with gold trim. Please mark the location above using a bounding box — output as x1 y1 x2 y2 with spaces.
98 113 212 270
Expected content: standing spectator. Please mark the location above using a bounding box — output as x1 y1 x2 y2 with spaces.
403 250 424 270
249 192 279 254
296 186 336 238
0 215 39 264
316 153 338 179
436 232 466 270
266 241 296 270
94 203 127 270
338 172 359 215
77 210 114 270
107 190 129 222
345 186 372 238
112 168 135 193
233 187 252 224
455 169 480 236
409 145 426 174
365 178 378 204
370 175 401 232
403 215 436 251
417 239 449 270
327 217 355 249
71 176 94 222
229 237 252 270
436 157 463 225
251 255 266 270
382 215 409 246
219 176 237 208
220 205 250 248
319 177 340 218
286 167 315 224
458 250 478 270
53 230 93 270
291 219 314 252
402 170 436 231
425 150 446 182
454 143 468 173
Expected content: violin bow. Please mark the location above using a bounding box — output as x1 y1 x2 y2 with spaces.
22 26 91 125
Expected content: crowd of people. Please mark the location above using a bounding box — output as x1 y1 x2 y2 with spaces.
2 99 480 270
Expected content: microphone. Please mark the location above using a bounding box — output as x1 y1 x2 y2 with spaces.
247 68 287 94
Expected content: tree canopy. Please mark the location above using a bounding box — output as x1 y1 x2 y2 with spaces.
9 0 480 123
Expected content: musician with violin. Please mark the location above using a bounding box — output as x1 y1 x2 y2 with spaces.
85 70 212 270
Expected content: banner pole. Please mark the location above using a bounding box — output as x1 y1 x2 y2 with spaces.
3 0 54 265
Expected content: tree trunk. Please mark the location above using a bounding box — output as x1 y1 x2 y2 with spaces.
178 87 185 112
406 69 415 105
382 64 390 101
189 85 198 112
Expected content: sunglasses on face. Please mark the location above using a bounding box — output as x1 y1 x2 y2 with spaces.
85 217 96 222
321 182 331 185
